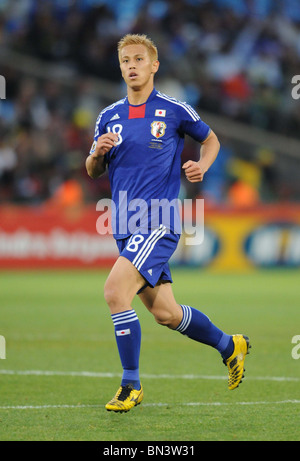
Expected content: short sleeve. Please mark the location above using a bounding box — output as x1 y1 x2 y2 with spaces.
179 103 211 142
89 112 106 155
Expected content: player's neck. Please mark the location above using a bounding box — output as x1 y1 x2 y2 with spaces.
127 84 154 106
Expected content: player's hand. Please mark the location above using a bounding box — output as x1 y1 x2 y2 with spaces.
92 133 119 158
182 160 207 183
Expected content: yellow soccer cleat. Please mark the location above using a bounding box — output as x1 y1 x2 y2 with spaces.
224 335 251 390
105 384 144 413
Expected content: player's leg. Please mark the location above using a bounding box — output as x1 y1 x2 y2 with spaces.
104 227 177 411
139 281 233 354
138 280 183 328
139 281 250 389
104 255 144 314
104 256 144 412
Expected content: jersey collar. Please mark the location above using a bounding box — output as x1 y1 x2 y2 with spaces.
126 88 158 106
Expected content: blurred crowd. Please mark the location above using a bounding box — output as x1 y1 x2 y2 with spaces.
0 0 300 206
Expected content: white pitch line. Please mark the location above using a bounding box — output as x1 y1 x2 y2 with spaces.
0 400 300 411
0 404 102 410
0 369 299 382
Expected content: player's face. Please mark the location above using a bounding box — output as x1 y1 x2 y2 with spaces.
120 44 159 91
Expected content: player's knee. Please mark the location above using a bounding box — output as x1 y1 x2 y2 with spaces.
153 310 181 329
104 281 123 311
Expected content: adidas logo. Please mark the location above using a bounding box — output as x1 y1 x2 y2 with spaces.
110 113 120 121
148 269 152 276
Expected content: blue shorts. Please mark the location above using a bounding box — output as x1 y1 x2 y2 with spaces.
115 225 180 292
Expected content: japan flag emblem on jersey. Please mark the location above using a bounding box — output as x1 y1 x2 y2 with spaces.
155 109 166 117
151 121 166 138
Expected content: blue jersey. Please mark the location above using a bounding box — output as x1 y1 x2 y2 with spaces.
90 88 210 240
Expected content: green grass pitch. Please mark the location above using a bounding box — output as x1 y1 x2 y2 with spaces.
0 268 299 441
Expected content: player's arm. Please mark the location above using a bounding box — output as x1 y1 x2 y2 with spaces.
182 130 220 183
86 132 118 179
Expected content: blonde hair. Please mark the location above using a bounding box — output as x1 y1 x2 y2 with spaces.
118 34 158 62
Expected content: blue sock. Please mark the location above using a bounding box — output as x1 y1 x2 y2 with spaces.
176 305 234 360
111 309 141 390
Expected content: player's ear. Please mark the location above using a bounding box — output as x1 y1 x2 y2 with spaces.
152 60 160 75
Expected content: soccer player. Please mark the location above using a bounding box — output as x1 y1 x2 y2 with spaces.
86 34 250 413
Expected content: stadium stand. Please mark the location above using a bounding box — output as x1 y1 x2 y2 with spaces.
0 0 299 204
